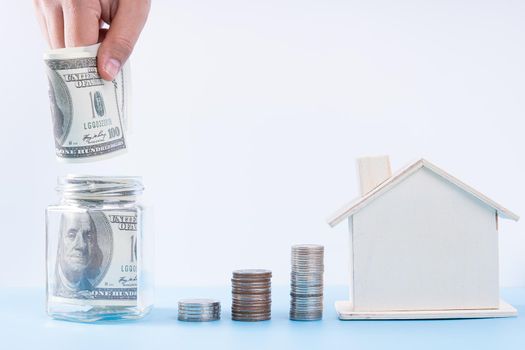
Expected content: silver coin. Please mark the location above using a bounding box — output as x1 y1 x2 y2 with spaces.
179 309 221 315
232 304 272 310
291 310 323 314
290 289 324 294
290 310 323 314
291 301 323 306
232 276 272 281
179 311 221 315
292 253 324 256
178 299 220 308
179 305 221 309
292 244 324 249
179 312 221 317
291 294 323 299
232 285 271 289
232 301 271 305
232 309 271 313
291 282 324 287
179 304 221 309
291 270 324 274
291 299 323 303
178 308 221 313
291 280 323 285
232 311 272 316
231 279 272 284
291 267 324 271
231 314 271 317
290 309 323 314
291 307 323 311
291 285 323 290
233 304 271 308
178 316 220 322
232 294 271 300
232 300 272 305
233 269 272 277
291 253 324 257
291 296 323 300
232 290 272 295
290 315 322 321
232 295 271 301
232 301 271 306
291 258 324 262
232 283 271 287
232 316 271 322
232 290 271 295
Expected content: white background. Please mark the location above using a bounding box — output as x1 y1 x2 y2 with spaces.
0 0 523 288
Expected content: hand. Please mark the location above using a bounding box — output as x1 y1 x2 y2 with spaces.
33 0 150 80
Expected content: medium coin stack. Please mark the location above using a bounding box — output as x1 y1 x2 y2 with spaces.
231 269 272 321
290 244 324 321
178 298 221 322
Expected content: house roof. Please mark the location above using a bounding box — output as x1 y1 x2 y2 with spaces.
327 159 520 227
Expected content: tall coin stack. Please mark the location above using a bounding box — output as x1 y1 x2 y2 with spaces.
231 269 272 321
290 244 324 321
178 299 221 322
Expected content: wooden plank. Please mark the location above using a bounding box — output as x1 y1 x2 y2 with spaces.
327 159 519 227
352 167 499 311
348 217 355 305
335 300 517 320
328 160 423 227
357 156 392 195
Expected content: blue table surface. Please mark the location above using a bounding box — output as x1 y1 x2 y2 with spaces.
1 286 524 349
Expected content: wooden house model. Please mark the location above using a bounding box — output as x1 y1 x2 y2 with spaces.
328 156 519 320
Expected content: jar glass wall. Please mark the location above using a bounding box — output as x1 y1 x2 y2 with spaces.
46 176 154 322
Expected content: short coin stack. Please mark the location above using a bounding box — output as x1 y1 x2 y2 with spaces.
231 269 272 321
290 244 324 320
178 298 221 322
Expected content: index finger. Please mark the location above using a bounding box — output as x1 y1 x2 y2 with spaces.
63 1 100 47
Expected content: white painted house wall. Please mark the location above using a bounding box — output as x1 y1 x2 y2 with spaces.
352 167 499 312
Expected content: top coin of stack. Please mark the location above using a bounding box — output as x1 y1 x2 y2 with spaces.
178 298 221 322
290 244 324 321
231 269 272 321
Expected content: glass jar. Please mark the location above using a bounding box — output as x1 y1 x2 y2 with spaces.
46 175 153 322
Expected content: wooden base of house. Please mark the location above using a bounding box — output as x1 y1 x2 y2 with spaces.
335 300 517 320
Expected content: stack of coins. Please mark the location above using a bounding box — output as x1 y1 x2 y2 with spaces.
178 298 221 322
290 244 324 320
231 269 272 321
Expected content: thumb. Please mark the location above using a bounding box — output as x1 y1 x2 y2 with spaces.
97 0 150 81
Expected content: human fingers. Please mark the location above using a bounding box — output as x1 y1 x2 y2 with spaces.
33 0 51 45
62 0 101 47
42 1 65 48
97 0 151 80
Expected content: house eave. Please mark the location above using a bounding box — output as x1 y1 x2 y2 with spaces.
327 159 520 228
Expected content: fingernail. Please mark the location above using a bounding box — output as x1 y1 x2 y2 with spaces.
104 58 121 79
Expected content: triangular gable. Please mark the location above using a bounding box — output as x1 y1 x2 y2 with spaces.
328 159 519 227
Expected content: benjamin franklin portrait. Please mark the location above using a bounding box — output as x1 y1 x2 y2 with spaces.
54 212 112 299
47 69 73 145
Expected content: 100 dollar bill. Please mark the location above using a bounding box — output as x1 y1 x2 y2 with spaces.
52 210 139 307
44 44 130 162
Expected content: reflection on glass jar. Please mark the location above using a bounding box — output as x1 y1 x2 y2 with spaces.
46 175 153 322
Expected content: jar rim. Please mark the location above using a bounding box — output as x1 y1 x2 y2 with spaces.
57 175 143 201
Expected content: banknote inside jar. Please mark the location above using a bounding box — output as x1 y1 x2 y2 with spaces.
51 176 143 303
